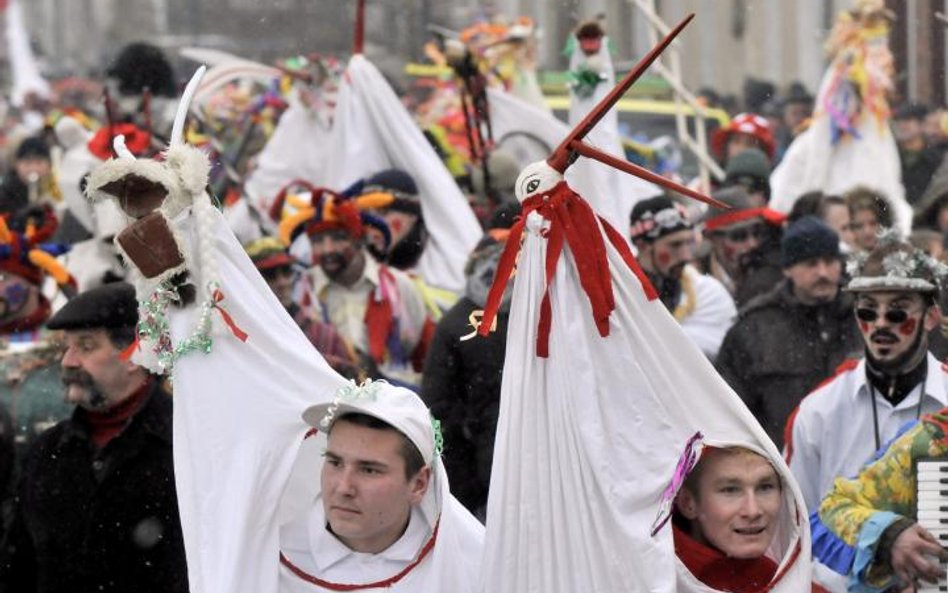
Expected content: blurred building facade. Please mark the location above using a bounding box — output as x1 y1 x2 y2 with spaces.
10 0 948 108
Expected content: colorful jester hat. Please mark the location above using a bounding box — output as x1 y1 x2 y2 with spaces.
476 14 726 357
274 178 392 257
0 216 75 297
84 66 246 374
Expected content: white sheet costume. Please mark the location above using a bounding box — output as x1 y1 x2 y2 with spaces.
477 157 812 592
325 55 481 294
769 4 910 234
83 67 483 593
566 33 661 234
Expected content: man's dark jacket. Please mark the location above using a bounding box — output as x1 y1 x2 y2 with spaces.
716 280 862 448
421 296 507 516
0 380 188 593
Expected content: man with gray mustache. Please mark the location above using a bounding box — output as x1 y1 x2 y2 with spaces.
0 282 188 593
716 216 863 448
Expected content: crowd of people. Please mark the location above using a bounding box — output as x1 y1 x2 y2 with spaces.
0 1 947 591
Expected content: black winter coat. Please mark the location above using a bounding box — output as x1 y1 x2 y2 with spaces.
0 380 188 593
716 280 863 448
421 296 507 516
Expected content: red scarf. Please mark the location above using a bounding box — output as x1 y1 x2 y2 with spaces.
86 378 152 449
673 524 778 593
477 181 658 357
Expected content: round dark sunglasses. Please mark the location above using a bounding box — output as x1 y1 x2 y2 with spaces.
854 307 910 325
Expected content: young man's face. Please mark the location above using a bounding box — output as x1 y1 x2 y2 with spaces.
60 329 139 410
677 450 781 559
321 419 430 553
854 291 937 369
638 229 695 280
850 209 881 252
783 255 841 306
311 229 361 281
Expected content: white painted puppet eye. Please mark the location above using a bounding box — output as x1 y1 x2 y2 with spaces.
514 160 563 203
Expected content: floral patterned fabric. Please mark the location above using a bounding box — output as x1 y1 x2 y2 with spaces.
819 408 948 591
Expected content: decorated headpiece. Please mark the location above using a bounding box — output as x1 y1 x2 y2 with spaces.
701 186 785 232
846 230 948 293
0 216 74 295
275 179 392 251
302 379 443 465
710 113 776 160
84 66 249 374
628 196 692 242
243 237 296 271
360 169 421 216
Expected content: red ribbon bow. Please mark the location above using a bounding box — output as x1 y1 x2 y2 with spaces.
477 181 657 357
212 289 249 343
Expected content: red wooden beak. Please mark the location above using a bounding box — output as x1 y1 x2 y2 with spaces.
353 0 365 55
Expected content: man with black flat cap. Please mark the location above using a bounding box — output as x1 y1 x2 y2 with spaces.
0 282 188 593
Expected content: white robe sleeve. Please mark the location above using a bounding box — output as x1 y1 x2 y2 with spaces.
163 206 347 593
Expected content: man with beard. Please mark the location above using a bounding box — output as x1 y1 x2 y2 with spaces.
629 196 735 360
786 236 948 592
245 237 357 379
0 282 188 592
356 169 458 317
302 191 431 388
716 217 862 448
698 186 785 308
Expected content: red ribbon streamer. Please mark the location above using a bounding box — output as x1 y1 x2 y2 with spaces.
478 181 658 357
212 289 249 342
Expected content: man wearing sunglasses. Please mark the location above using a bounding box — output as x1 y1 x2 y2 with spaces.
786 236 948 525
716 216 862 449
785 235 948 592
629 196 736 360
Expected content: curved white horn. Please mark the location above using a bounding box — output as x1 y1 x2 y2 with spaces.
170 65 207 148
113 135 136 160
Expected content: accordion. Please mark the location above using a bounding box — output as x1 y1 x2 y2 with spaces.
917 458 948 592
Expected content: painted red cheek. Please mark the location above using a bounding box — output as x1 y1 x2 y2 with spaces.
858 321 869 333
898 318 918 337
390 219 404 234
656 251 671 265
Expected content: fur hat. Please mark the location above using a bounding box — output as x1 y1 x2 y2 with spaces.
846 231 948 293
106 42 177 97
